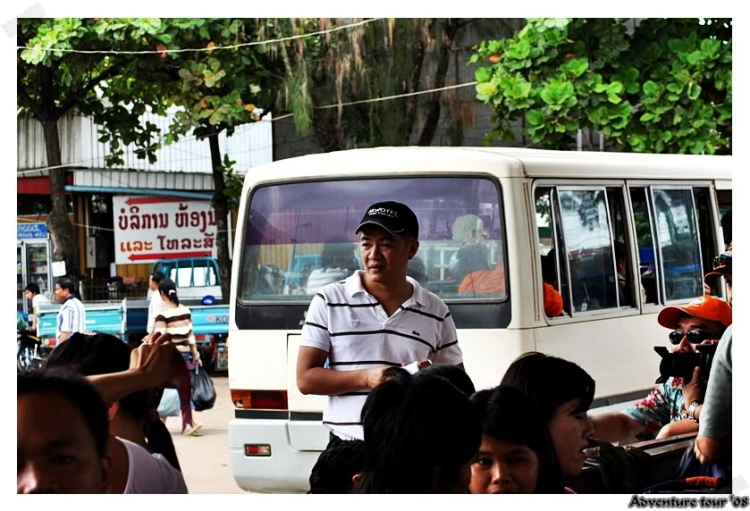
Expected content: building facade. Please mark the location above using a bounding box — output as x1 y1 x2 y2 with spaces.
17 110 272 305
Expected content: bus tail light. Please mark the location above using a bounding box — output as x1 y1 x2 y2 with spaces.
245 444 272 457
231 389 288 410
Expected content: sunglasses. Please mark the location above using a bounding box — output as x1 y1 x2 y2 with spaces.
669 330 720 345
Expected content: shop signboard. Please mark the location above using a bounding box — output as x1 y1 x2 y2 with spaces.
113 196 218 265
17 223 49 239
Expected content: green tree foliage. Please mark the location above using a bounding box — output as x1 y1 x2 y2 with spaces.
278 18 513 151
110 18 281 301
18 18 176 278
18 18 279 299
471 18 731 153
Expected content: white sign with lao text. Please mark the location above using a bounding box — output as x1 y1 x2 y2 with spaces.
113 196 218 265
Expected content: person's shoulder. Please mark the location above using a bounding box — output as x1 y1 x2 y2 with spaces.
316 279 350 299
419 288 451 313
60 297 77 309
724 329 732 350
120 439 187 493
148 453 188 493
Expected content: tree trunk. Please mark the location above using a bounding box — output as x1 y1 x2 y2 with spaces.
401 21 430 144
37 61 79 280
417 19 460 147
207 130 231 304
42 119 79 279
312 111 346 152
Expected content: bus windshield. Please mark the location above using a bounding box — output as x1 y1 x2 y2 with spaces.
238 176 506 302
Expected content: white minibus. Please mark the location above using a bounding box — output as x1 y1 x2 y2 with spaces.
227 147 732 492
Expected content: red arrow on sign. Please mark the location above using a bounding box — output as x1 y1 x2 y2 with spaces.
128 251 212 261
125 197 202 206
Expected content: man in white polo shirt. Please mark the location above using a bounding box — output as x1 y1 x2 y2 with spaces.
54 277 87 343
297 201 464 448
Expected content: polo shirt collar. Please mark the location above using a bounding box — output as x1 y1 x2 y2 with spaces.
405 276 427 308
345 271 367 298
344 271 427 308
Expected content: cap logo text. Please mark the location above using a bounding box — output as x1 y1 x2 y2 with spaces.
369 208 399 218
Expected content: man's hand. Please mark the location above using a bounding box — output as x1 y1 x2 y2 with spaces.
130 332 174 388
682 366 706 410
362 366 389 388
88 332 177 404
297 347 394 395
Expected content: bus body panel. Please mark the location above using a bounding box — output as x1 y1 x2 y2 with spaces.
228 330 287 390
226 148 731 493
228 418 321 493
535 312 663 399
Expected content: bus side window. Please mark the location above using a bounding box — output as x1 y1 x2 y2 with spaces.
693 187 720 296
557 188 618 312
716 189 732 248
535 187 569 317
651 188 704 301
606 187 639 309
629 188 660 305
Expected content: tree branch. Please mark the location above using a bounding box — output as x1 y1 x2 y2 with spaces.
17 75 43 120
56 61 129 117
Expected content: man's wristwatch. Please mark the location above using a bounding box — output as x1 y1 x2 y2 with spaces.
686 401 700 423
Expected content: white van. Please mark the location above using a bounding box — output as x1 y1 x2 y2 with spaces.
227 147 731 493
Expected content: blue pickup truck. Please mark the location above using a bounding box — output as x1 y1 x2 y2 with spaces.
35 258 230 370
36 300 229 371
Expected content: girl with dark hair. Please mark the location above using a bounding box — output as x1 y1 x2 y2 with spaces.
44 333 187 493
419 363 476 398
470 386 565 494
353 368 481 494
155 278 202 435
500 352 596 486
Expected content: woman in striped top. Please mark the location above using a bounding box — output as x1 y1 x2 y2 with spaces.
155 278 203 435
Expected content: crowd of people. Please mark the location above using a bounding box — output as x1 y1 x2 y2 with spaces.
18 270 205 493
296 201 734 494
17 200 733 494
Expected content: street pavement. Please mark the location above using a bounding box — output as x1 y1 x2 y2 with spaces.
166 375 247 493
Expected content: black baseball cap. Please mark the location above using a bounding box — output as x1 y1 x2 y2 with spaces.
355 201 419 239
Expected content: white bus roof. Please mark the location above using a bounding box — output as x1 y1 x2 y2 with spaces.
243 147 732 188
